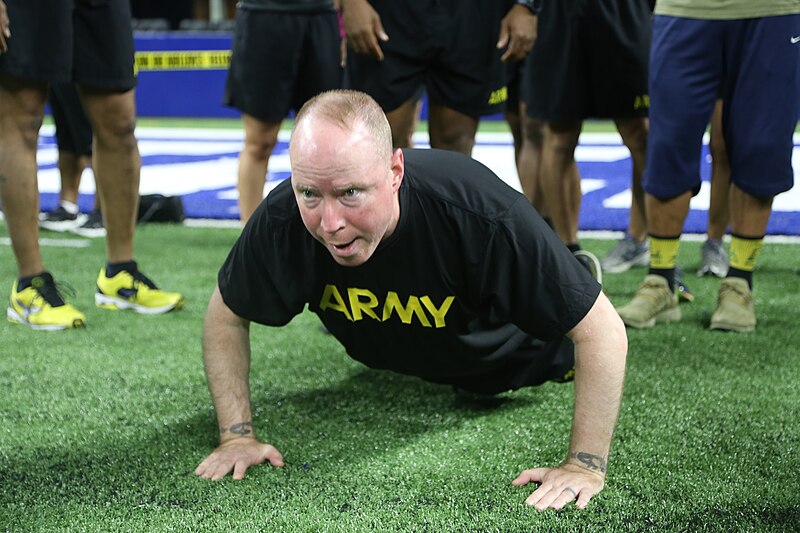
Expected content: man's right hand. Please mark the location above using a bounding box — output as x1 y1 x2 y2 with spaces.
341 0 388 60
0 0 11 54
195 437 285 480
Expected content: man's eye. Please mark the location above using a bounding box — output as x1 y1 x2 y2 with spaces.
302 189 315 198
344 188 358 197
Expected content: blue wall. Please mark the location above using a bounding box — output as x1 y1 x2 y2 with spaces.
134 32 237 118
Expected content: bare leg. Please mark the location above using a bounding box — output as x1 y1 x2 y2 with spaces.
505 103 522 167
518 112 544 209
0 77 48 277
729 184 771 238
57 151 91 205
427 102 478 156
645 191 692 237
237 113 281 224
396 98 423 148
385 97 424 149
615 117 649 242
539 120 582 244
707 100 730 240
79 86 140 264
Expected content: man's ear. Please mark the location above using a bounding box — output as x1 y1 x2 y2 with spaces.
390 148 404 191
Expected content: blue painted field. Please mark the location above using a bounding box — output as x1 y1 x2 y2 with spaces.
36 126 800 235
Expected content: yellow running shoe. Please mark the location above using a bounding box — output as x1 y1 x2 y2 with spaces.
95 265 184 314
7 273 86 330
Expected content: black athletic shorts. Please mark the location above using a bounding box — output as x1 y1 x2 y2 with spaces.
345 0 511 117
505 58 529 112
0 0 135 91
49 83 93 157
524 0 650 121
224 7 343 121
448 336 575 395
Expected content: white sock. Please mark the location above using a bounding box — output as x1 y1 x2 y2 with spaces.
59 200 79 215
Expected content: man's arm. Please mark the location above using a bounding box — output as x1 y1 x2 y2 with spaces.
512 291 627 510
195 285 284 480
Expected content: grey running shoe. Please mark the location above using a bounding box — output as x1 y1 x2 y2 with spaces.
39 205 87 232
574 249 603 285
600 236 649 274
710 277 755 332
616 274 680 328
71 209 106 238
697 239 729 278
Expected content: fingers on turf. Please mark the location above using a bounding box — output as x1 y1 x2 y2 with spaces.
511 468 549 486
268 450 285 467
232 460 249 480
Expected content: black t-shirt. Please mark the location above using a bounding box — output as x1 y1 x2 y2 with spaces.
218 149 600 383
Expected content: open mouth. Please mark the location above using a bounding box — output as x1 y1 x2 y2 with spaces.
331 238 357 252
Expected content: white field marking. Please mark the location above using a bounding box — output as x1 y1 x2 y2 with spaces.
183 218 242 228
0 237 90 248
172 223 800 244
580 230 800 245
34 126 800 211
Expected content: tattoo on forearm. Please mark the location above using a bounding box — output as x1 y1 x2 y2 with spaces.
569 451 607 473
220 421 254 436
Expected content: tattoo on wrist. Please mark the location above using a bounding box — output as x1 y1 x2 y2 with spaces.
569 451 607 473
220 421 254 436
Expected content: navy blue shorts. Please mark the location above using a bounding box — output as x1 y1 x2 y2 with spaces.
645 14 800 200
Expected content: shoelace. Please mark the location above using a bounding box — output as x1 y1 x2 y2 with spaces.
129 269 159 290
30 277 75 308
634 279 672 304
718 282 751 303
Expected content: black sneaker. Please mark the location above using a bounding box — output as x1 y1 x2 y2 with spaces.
39 205 87 232
70 209 106 238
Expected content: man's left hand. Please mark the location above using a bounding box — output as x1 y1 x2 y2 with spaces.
512 463 605 510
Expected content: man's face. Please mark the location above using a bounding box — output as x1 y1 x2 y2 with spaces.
290 118 403 267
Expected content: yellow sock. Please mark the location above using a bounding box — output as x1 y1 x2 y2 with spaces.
730 235 764 272
648 236 680 270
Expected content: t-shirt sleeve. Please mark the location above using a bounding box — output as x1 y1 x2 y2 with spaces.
217 201 309 326
477 197 602 340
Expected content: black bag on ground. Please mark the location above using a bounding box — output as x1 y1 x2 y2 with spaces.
137 194 185 223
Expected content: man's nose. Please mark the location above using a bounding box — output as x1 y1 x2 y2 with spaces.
319 200 345 233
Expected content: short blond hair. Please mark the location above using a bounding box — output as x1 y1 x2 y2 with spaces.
291 90 393 160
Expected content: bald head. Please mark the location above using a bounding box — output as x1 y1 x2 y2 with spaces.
290 90 393 163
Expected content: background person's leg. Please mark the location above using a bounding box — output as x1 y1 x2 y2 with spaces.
538 120 581 246
600 117 651 274
699 98 730 277
385 97 425 149
426 102 478 156
0 78 48 277
237 113 281 224
78 87 139 264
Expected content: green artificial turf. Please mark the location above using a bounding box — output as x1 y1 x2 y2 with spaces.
1 224 799 532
